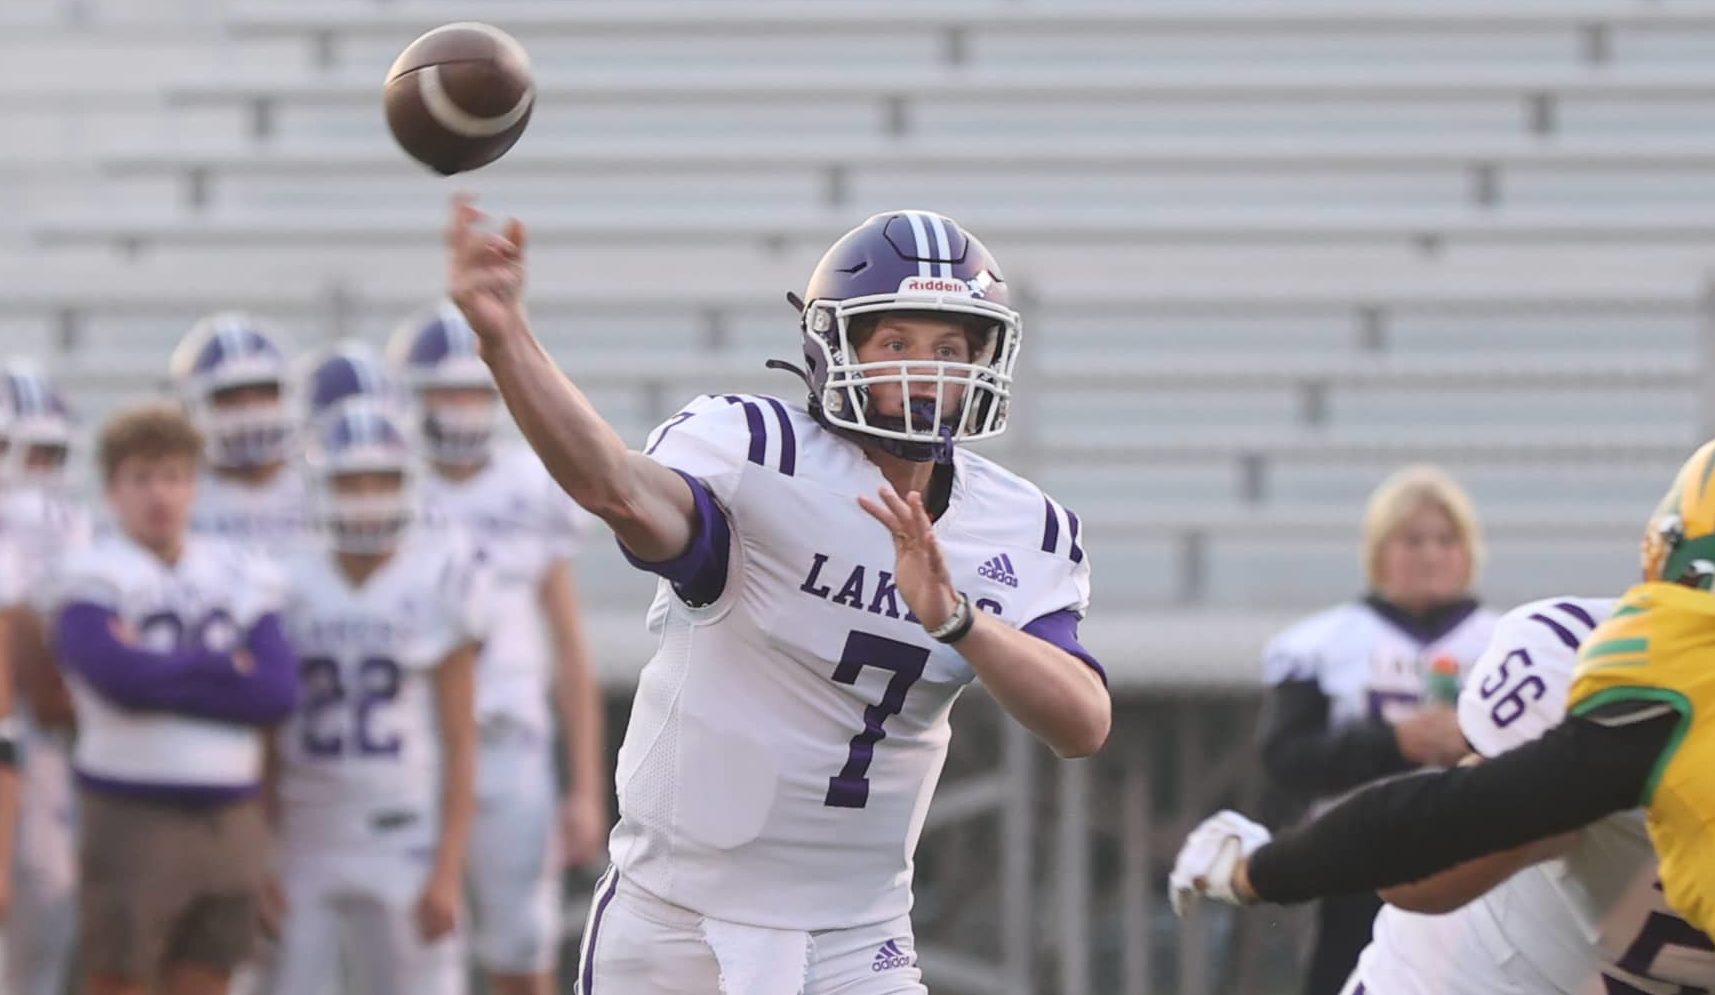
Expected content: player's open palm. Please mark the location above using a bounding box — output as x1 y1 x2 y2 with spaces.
446 192 529 346
859 488 960 631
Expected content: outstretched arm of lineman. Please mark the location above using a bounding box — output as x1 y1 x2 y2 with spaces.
1169 701 1676 913
445 193 698 563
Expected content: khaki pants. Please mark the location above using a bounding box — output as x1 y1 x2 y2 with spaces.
78 789 266 982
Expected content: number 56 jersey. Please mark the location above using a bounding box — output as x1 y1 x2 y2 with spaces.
274 529 491 848
608 394 1100 931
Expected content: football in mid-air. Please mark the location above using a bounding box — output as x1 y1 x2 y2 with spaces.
383 22 534 176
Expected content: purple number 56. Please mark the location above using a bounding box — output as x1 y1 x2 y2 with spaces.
824 631 930 809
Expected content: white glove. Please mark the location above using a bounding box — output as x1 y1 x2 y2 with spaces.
1168 810 1272 917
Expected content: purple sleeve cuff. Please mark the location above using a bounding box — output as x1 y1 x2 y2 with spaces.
618 470 731 607
1022 608 1107 686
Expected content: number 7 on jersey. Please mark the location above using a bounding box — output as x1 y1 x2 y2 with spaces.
825 631 930 809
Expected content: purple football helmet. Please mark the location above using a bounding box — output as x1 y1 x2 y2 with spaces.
386 302 498 466
0 367 74 489
300 342 402 427
791 209 1022 462
169 312 294 469
306 401 415 554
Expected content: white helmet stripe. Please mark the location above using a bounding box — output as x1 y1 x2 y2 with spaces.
903 211 932 278
927 213 954 278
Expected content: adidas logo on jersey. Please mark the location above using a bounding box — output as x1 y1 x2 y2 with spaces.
978 554 1019 588
871 939 913 972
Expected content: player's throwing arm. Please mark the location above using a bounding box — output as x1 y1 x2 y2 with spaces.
444 195 697 563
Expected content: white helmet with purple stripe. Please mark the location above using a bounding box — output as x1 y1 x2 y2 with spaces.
306 401 416 554
169 312 295 469
0 365 75 489
298 340 406 428
386 301 498 467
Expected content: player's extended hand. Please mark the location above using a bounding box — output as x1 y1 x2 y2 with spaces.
1168 810 1272 917
446 192 530 348
858 487 960 631
560 791 609 870
415 871 460 942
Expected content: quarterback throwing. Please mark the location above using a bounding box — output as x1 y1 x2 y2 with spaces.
445 195 1111 994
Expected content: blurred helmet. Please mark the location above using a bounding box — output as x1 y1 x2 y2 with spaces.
790 209 1021 462
386 302 498 467
299 341 404 428
169 312 294 469
1642 439 1715 590
0 366 74 490
306 402 415 555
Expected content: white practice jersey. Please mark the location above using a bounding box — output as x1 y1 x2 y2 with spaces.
419 443 582 733
1355 596 1715 995
1263 598 1497 808
0 487 93 613
190 465 312 556
54 532 283 790
276 529 489 847
0 532 19 608
609 394 1095 930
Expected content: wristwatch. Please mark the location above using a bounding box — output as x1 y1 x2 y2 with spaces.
924 593 976 644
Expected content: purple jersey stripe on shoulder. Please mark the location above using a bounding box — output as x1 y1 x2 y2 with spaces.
1041 497 1060 553
1554 601 1598 629
1065 507 1085 564
723 395 768 467
760 396 797 476
1529 612 1581 651
581 867 621 994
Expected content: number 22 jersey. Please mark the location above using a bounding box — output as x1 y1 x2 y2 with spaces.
608 393 1099 930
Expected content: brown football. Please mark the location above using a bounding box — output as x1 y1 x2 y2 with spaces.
383 22 534 176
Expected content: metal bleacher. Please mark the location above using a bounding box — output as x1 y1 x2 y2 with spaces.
13 2 1715 993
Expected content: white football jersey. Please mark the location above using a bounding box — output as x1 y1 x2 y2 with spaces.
0 531 19 608
0 487 93 612
1354 596 1715 995
419 443 582 733
190 465 312 556
275 529 489 847
608 393 1094 930
53 532 284 790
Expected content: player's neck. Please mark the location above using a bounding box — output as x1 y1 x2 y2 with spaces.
131 531 185 566
215 461 284 487
335 549 393 586
861 445 952 518
431 458 487 483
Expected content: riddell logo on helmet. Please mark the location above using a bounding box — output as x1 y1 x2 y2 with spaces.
899 276 973 295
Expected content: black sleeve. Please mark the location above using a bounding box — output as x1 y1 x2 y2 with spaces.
1248 702 1678 904
1256 678 1414 800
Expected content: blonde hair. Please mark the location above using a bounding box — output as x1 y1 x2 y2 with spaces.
1361 464 1484 590
98 401 204 484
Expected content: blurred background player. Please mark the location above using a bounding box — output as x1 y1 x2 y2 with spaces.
298 341 405 429
446 199 1109 994
1254 464 1496 995
170 313 309 553
0 456 23 991
264 403 481 995
389 303 605 995
0 367 92 995
50 403 299 995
